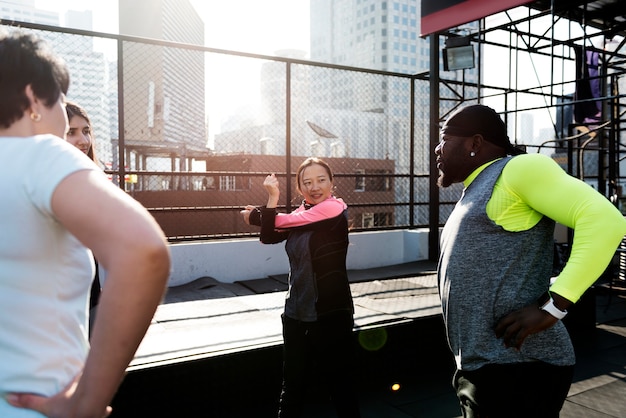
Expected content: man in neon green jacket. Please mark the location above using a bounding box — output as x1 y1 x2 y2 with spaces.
436 104 626 418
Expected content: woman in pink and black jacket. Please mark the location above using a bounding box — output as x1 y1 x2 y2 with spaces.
241 157 361 418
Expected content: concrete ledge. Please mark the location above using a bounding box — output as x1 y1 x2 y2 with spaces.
346 229 429 269
168 229 430 286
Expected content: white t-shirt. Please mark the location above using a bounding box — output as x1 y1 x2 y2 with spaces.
0 135 98 417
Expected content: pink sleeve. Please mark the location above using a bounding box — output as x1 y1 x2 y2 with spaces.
274 197 346 228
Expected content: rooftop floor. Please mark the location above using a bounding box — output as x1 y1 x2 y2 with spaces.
130 260 441 370
111 262 626 418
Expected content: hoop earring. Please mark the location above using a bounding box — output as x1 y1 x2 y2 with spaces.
30 112 42 122
470 151 476 157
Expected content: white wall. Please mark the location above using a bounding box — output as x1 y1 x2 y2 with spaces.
167 229 430 286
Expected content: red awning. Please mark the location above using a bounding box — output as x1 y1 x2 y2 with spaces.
420 0 534 36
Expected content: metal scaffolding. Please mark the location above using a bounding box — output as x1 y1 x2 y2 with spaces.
427 0 626 259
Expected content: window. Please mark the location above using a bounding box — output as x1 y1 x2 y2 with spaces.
204 176 216 190
354 169 394 192
363 212 392 228
355 169 365 191
374 212 393 227
219 176 236 191
369 169 392 191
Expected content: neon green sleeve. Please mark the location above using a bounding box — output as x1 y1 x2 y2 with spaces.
501 153 626 303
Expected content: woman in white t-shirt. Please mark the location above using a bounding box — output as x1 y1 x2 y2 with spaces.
0 29 171 418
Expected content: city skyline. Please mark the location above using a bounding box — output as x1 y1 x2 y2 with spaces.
4 0 593 151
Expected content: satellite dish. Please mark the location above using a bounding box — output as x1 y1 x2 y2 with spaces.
306 120 338 138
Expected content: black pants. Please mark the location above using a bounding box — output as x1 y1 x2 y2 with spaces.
278 312 361 418
453 362 574 418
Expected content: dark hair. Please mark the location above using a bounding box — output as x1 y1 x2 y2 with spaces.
295 157 334 195
65 100 97 162
0 29 70 129
65 100 91 126
441 104 526 156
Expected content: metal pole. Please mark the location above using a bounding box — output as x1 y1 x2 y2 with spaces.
409 77 415 227
117 38 126 190
428 33 440 262
285 62 292 212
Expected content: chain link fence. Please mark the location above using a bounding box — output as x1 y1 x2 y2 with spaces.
2 21 467 241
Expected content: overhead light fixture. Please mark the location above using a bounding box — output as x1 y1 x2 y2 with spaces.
442 36 475 71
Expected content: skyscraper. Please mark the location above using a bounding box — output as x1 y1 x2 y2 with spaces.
0 0 57 25
118 0 207 175
0 0 112 166
308 0 479 224
311 0 423 74
309 0 478 131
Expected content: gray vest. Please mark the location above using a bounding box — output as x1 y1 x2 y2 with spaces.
438 157 575 371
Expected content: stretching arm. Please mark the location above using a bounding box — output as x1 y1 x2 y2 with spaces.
274 196 346 228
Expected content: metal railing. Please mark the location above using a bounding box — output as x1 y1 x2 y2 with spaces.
1 19 466 242
2 19 624 243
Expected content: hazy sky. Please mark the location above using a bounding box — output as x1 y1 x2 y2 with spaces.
34 0 311 56
190 0 310 56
